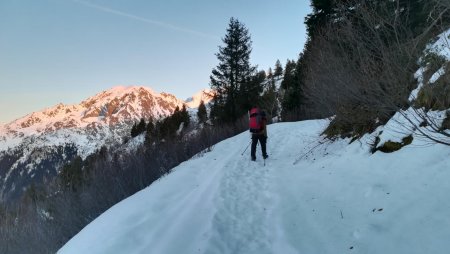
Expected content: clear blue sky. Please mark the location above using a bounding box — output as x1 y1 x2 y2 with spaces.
0 0 311 124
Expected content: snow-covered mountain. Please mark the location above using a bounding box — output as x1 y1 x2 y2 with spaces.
0 85 203 202
185 89 214 108
58 119 450 254
1 86 184 139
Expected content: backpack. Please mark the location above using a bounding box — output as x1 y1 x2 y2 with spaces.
249 107 263 133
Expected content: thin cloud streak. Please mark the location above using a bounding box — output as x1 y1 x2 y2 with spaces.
71 0 219 40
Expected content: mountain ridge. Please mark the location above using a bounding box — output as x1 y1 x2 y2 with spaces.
0 85 212 202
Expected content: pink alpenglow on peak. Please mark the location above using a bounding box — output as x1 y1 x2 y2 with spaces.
0 86 185 138
185 89 215 108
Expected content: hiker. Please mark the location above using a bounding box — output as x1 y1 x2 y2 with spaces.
249 106 268 161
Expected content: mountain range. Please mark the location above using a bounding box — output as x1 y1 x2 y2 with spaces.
0 86 213 202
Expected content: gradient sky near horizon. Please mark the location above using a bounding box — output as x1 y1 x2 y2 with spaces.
0 0 311 124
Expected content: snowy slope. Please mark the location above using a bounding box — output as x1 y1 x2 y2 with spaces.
185 89 214 108
59 120 450 254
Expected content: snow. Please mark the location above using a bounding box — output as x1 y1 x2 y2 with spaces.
0 85 185 140
59 120 450 254
185 89 214 108
427 28 450 61
409 67 426 101
123 133 146 152
429 66 446 84
0 85 190 179
410 29 450 101
375 109 418 146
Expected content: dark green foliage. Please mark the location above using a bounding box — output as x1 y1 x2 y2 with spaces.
23 184 46 205
375 135 414 153
377 141 404 153
402 0 437 36
131 118 146 138
60 156 83 191
197 100 208 123
239 70 265 111
281 54 308 120
267 68 273 80
130 122 138 137
305 0 440 39
159 107 180 138
146 120 155 136
280 60 296 90
323 112 381 139
137 118 146 134
180 105 190 128
144 120 155 144
261 76 279 120
274 59 283 78
305 0 335 37
402 135 414 146
150 105 190 140
210 17 258 124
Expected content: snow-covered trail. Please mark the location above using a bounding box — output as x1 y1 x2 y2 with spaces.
204 120 300 253
59 120 450 254
59 121 323 254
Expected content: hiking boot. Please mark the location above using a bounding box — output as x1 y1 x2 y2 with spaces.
263 154 269 159
251 156 256 161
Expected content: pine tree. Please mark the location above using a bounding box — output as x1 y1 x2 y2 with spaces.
280 54 309 121
180 105 190 127
136 118 146 135
60 156 83 191
130 122 138 137
274 59 283 78
305 0 336 37
267 68 273 80
146 119 155 136
239 70 265 111
144 119 155 144
261 77 278 119
282 54 305 115
280 60 296 90
210 17 257 124
197 100 208 123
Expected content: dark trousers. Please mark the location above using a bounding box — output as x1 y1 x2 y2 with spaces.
251 134 267 159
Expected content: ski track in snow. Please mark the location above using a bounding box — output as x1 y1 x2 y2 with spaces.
205 122 316 254
206 139 273 253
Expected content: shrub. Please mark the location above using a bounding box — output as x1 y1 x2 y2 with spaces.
420 51 447 83
402 135 414 146
441 111 450 130
376 135 413 153
377 141 403 153
415 62 450 110
323 110 382 140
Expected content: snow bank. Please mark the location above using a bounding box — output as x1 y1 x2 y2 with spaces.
427 28 450 61
59 120 450 254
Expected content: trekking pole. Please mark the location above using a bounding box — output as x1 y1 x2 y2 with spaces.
263 143 266 166
241 140 251 156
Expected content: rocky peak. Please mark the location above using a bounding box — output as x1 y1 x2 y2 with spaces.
1 86 186 137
